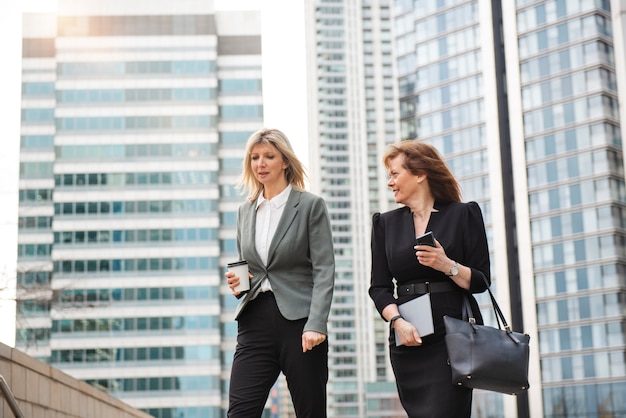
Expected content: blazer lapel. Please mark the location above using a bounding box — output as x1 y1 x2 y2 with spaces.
241 201 264 268
266 189 300 266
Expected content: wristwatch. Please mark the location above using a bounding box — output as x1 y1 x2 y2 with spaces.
447 261 459 277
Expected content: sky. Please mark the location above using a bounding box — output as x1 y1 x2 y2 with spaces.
0 0 307 347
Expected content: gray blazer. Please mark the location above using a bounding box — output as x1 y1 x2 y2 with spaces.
234 189 335 335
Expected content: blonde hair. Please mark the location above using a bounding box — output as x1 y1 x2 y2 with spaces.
384 140 461 203
238 128 307 202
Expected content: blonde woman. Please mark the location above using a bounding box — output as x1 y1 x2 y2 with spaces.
226 128 335 417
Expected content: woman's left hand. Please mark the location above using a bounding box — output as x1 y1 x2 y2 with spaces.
302 331 326 352
415 239 471 289
414 239 451 273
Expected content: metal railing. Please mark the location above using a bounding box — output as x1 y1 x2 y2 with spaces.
0 374 24 418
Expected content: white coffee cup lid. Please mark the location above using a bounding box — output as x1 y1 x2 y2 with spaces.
227 260 248 267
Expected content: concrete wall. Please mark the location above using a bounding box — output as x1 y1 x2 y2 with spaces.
0 342 152 418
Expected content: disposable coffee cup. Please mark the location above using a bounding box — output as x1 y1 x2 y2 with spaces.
227 260 250 293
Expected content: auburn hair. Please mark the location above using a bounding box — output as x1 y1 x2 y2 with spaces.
383 140 461 203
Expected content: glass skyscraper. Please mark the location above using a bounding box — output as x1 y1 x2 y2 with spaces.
510 1 626 416
394 0 513 415
16 0 262 416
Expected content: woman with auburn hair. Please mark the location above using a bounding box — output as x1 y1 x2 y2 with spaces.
369 140 490 417
226 128 335 417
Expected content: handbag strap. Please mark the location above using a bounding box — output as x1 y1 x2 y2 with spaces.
461 275 522 344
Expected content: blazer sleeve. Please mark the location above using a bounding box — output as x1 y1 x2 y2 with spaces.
464 201 491 294
233 203 248 300
304 196 336 335
368 212 395 318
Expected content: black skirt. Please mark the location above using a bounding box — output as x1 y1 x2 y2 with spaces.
390 336 472 418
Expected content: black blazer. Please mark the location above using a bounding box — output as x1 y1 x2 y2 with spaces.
369 201 490 338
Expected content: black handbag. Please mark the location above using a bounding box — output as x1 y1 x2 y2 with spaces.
443 276 530 395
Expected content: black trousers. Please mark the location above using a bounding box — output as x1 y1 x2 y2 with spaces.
228 292 329 417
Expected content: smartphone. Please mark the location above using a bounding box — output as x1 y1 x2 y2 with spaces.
416 231 436 247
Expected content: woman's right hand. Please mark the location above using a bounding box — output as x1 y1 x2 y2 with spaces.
225 271 241 295
393 318 423 346
225 271 253 296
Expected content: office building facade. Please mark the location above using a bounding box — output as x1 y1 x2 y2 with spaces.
16 1 262 416
507 1 626 416
305 0 404 416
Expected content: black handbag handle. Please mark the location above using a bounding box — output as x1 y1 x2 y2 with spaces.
461 275 521 344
